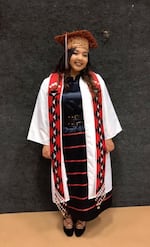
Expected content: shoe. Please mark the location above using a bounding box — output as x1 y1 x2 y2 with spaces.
63 216 74 237
75 220 86 237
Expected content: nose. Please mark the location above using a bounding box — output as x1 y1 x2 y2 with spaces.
77 53 83 60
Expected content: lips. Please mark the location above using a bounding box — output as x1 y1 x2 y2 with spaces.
74 62 83 66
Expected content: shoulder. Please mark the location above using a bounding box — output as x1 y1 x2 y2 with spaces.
39 74 52 92
91 72 107 90
41 75 51 87
40 73 62 89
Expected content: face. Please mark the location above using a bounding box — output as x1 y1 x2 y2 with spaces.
69 47 89 77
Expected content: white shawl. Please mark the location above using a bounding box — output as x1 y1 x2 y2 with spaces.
27 73 122 203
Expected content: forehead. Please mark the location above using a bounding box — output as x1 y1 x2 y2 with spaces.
68 37 89 51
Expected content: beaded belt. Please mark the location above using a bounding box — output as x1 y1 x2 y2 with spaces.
64 114 84 127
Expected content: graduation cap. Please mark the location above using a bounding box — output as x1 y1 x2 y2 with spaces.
54 30 98 69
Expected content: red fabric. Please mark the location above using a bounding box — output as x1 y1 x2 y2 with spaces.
89 71 106 193
48 72 106 212
48 73 64 197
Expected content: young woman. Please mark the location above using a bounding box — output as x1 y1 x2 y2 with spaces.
27 30 122 237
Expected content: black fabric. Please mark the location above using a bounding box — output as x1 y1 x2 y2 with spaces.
61 76 111 221
62 75 84 124
63 127 112 221
68 192 112 221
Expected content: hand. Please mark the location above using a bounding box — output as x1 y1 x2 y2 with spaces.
105 139 115 153
42 145 51 159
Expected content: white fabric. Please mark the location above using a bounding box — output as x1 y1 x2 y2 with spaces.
27 73 122 202
79 78 97 198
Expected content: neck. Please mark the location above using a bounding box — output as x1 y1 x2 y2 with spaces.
70 72 80 79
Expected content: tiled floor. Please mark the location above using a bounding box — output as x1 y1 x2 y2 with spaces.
0 206 149 247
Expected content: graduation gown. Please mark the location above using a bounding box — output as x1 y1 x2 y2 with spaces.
27 73 122 219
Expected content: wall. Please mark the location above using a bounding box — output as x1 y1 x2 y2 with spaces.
0 0 149 213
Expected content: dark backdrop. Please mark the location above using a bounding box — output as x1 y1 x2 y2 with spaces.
0 0 149 213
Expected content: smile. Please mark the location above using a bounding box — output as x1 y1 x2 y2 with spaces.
75 62 83 66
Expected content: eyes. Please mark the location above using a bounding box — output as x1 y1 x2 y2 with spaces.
72 49 88 58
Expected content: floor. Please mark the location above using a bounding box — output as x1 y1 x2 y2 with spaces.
0 206 149 247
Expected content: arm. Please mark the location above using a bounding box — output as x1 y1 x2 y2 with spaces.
27 77 50 145
96 74 122 153
96 74 122 140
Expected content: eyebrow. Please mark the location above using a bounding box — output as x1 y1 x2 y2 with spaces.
74 48 89 54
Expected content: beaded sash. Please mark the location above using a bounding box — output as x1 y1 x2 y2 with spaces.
48 72 106 215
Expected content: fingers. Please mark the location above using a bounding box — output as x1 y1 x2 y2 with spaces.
105 139 115 153
42 145 51 159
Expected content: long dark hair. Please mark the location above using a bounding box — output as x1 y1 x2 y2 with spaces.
54 48 99 96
